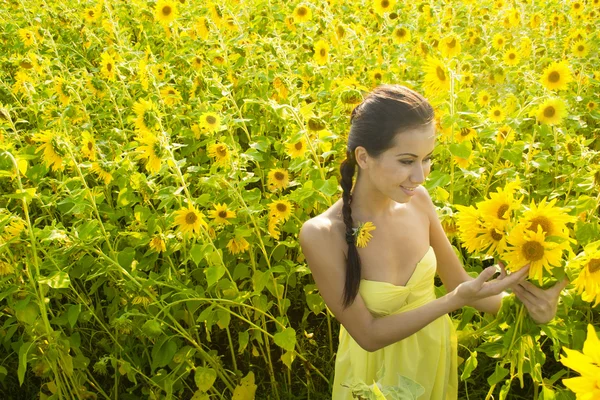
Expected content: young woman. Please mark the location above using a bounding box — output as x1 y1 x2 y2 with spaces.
298 85 568 399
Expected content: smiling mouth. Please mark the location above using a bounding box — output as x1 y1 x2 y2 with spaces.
401 186 416 191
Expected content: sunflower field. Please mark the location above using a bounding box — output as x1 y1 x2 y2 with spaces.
1 0 599 398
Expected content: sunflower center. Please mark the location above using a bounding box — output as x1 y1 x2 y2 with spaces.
206 115 217 125
162 6 172 16
499 128 508 138
436 66 446 81
185 212 198 224
396 28 406 38
460 128 470 137
447 38 456 48
297 6 307 16
544 106 556 118
276 203 287 212
509 53 516 59
320 48 326 57
588 258 600 273
522 241 544 261
374 73 382 80
87 141 93 150
294 142 303 150
497 204 509 219
494 110 501 117
274 171 285 180
89 10 95 17
168 90 175 95
574 2 581 8
528 216 552 235
381 0 390 8
107 63 112 72
483 95 489 102
490 229 503 241
337 25 345 38
578 45 584 51
548 71 560 83
216 146 227 156
218 210 227 218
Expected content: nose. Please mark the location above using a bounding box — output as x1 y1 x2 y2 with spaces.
410 164 426 184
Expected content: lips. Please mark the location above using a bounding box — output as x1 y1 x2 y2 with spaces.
400 186 416 191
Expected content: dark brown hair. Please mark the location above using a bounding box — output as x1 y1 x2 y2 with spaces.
339 84 434 308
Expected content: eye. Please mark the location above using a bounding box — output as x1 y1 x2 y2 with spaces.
399 160 414 165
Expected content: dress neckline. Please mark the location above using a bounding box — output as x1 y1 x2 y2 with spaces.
360 245 433 288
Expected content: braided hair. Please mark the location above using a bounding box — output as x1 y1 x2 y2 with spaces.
339 84 434 308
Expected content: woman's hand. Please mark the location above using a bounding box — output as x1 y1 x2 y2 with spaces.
453 262 530 306
512 277 570 324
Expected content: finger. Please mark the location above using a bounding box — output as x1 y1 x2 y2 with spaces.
497 261 507 280
488 265 530 293
555 277 570 293
514 284 538 305
478 266 499 284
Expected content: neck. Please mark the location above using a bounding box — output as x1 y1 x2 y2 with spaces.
348 173 396 221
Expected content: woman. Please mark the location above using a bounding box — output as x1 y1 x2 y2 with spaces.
298 85 568 399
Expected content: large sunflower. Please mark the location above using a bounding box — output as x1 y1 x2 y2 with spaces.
373 0 396 16
536 98 567 125
208 203 236 225
199 112 221 134
560 324 600 399
269 199 293 222
423 57 450 95
354 221 376 248
136 133 163 174
34 131 66 172
207 143 230 167
503 48 520 66
571 40 589 58
293 4 312 23
438 34 461 58
488 106 505 122
504 224 568 285
478 184 522 228
155 0 178 25
285 139 307 159
569 242 600 306
174 204 207 235
392 26 411 44
454 127 476 144
455 205 486 253
540 61 573 91
520 197 575 239
267 168 290 192
313 40 330 65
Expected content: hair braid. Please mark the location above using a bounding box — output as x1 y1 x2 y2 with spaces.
340 152 361 308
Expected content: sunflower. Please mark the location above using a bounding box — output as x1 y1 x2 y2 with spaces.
90 162 113 185
159 86 182 106
155 0 178 25
488 106 505 122
83 7 101 23
519 36 532 57
199 112 221 134
174 204 207 235
153 64 168 80
477 90 491 106
34 131 66 172
454 127 476 143
536 98 567 126
133 99 157 134
267 168 290 192
492 33 506 50
136 133 163 174
374 0 396 16
81 131 96 161
285 139 307 158
392 26 411 44
18 28 35 47
423 57 450 95
455 205 486 253
353 221 376 248
54 77 70 106
560 324 600 399
369 68 385 86
521 197 575 239
453 153 474 169
461 72 474 87
194 17 210 40
495 125 515 143
100 52 116 81
503 48 520 66
569 242 600 306
207 143 230 167
227 237 250 254
438 34 461 58
191 55 203 70
268 217 282 240
313 40 330 65
149 235 167 253
293 4 312 23
571 40 589 58
478 184 521 228
504 224 568 284
208 203 236 225
1 215 25 241
269 199 293 222
0 261 14 276
540 61 573 91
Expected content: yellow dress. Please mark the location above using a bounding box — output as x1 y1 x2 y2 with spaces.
332 246 458 400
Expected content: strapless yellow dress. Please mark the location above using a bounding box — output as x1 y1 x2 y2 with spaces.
332 246 458 399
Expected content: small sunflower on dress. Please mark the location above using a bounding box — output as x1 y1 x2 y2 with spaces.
353 221 376 248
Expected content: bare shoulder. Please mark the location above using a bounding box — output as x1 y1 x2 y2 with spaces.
299 214 344 257
412 185 437 217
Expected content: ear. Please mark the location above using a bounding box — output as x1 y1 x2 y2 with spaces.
354 146 369 170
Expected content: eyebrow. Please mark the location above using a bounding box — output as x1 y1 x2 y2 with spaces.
396 150 434 157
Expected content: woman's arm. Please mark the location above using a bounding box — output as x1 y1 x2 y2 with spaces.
299 218 529 352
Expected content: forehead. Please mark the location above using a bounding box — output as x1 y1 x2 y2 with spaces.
389 123 436 153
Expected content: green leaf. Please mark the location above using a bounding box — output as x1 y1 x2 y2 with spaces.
306 293 325 315
118 247 136 269
487 365 509 386
280 351 296 369
449 143 472 159
67 304 81 328
238 331 249 354
205 265 225 287
190 244 209 266
314 176 339 197
39 271 71 289
460 351 478 381
273 327 296 352
18 341 34 385
194 367 217 391
151 337 178 371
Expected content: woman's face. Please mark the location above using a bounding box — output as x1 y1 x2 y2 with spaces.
355 122 436 204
